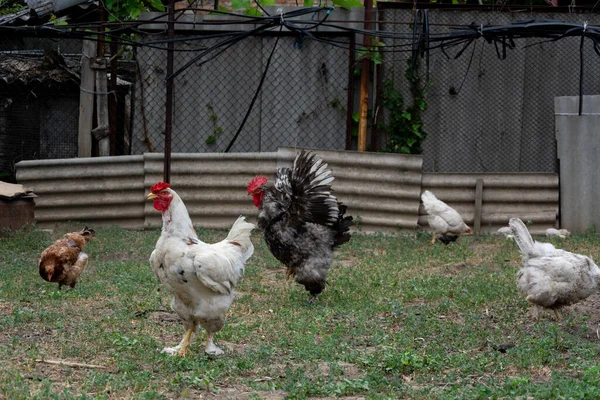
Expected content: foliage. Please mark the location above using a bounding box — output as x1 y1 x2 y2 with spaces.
357 39 384 65
205 103 223 145
105 0 164 22
379 58 428 154
0 0 24 16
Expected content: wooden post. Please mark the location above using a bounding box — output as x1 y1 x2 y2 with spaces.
474 178 483 234
164 0 175 183
78 40 96 158
91 57 110 156
357 0 373 152
109 42 118 155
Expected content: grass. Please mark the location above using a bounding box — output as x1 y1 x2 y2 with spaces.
1 223 600 399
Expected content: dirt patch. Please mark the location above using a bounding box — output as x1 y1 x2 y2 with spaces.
0 301 13 315
271 361 364 380
15 327 54 343
184 386 287 399
149 311 180 324
317 362 364 379
333 257 358 269
567 293 600 341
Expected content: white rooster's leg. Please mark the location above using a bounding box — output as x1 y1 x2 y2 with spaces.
431 232 437 244
205 332 224 356
162 324 195 356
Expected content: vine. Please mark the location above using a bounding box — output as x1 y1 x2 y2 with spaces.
379 58 428 154
205 103 223 145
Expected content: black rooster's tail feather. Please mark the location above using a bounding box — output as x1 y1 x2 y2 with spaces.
332 203 353 248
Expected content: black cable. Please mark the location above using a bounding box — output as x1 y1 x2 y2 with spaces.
579 23 586 116
225 27 282 152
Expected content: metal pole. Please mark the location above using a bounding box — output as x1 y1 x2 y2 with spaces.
357 0 373 152
164 0 175 183
345 34 356 150
109 41 118 155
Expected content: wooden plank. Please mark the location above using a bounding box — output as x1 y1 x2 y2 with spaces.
474 178 483 234
93 58 110 156
77 40 96 158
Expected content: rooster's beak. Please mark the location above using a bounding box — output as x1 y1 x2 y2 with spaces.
247 193 252 197
147 193 158 200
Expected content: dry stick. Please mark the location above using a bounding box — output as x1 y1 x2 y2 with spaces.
35 358 107 370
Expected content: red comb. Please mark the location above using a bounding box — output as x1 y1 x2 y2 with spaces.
247 176 268 192
151 182 171 193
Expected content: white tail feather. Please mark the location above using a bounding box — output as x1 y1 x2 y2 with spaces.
509 218 535 255
226 216 255 261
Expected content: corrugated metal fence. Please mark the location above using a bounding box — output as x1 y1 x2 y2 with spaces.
16 149 559 233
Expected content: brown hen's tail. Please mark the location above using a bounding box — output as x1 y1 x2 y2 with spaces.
332 203 353 249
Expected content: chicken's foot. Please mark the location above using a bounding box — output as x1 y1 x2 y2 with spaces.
431 232 437 244
205 333 224 356
161 325 195 356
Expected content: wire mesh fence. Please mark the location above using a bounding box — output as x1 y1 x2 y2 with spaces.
132 32 352 155
378 7 600 173
1 7 599 182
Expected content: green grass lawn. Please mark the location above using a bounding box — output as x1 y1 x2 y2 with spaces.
1 224 600 399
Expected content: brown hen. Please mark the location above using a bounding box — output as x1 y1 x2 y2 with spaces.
39 227 95 289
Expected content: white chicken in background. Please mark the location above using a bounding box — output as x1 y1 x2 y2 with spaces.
510 217 600 321
546 228 571 239
497 226 514 240
147 182 255 356
421 190 472 244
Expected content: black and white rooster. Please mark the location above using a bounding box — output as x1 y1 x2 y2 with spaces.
247 150 353 302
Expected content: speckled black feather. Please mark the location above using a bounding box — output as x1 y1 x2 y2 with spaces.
257 151 353 298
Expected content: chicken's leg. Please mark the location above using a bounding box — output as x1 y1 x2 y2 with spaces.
161 324 195 356
205 332 224 356
431 232 437 244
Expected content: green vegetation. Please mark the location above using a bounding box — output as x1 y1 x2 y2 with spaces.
1 224 599 398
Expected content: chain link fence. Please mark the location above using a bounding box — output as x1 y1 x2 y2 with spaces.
379 7 600 173
2 8 598 181
132 32 352 155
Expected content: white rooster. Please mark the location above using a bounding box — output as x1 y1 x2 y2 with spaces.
147 182 255 356
421 190 472 244
510 217 600 321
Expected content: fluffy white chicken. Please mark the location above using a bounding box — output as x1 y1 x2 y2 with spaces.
421 190 472 244
546 228 571 239
147 182 255 356
497 226 514 240
510 217 600 321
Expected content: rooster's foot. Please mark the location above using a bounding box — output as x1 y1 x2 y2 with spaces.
205 334 224 356
307 295 318 304
161 345 182 356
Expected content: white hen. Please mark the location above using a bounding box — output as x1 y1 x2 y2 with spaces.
510 217 600 321
421 190 472 244
546 228 571 239
147 182 255 356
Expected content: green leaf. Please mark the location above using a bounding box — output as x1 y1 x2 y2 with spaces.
351 126 358 137
205 136 216 145
148 0 165 11
332 0 362 9
352 112 360 124
371 51 383 65
303 0 313 5
416 99 427 111
401 112 412 121
400 146 411 153
232 0 250 9
407 138 416 147
244 7 263 16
